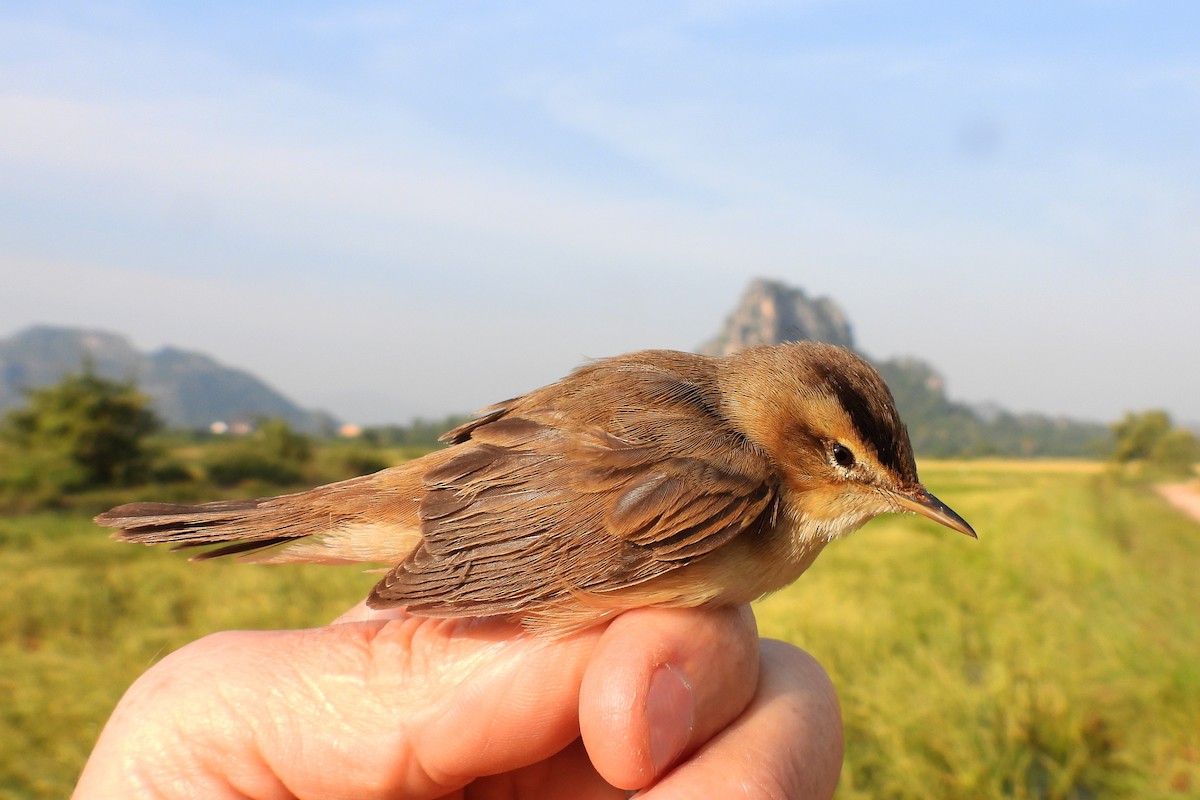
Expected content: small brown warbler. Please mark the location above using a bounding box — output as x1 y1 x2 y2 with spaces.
97 342 975 633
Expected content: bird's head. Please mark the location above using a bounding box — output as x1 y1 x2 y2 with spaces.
718 342 976 542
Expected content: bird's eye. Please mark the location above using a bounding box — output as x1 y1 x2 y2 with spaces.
831 443 856 469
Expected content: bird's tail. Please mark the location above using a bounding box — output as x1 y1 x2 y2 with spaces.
96 496 322 560
96 466 426 565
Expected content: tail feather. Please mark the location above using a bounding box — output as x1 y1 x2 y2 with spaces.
187 536 300 560
95 464 429 565
95 497 322 560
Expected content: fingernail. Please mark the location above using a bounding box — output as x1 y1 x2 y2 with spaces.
646 663 694 775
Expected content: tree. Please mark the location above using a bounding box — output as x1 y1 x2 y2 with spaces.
361 414 473 449
1150 429 1200 477
204 418 313 487
0 369 161 495
1110 410 1199 478
1110 410 1173 463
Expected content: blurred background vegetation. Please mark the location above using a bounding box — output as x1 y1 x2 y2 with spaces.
1 371 1198 798
0 369 469 513
2 367 1194 514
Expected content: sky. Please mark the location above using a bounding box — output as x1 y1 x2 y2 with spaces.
1 2 1197 426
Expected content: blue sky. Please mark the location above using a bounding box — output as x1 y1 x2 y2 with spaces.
1 2 1197 425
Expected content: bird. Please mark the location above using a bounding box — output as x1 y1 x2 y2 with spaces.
96 342 976 634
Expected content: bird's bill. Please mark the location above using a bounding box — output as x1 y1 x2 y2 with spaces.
890 487 977 538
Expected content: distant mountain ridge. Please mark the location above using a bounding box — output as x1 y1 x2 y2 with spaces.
700 279 1111 457
4 282 1114 456
0 326 335 434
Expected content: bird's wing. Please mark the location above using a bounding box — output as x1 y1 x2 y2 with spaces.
368 412 777 618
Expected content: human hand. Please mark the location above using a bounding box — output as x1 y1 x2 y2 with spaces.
74 603 842 798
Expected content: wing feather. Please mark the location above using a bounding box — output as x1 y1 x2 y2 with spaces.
369 399 776 618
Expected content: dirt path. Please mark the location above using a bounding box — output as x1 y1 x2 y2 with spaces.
1156 483 1200 524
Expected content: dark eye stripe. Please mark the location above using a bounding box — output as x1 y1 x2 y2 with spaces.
811 362 917 481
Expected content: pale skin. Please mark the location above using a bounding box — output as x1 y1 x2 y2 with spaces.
74 604 843 799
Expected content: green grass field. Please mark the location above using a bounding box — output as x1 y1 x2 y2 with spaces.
2 461 1198 798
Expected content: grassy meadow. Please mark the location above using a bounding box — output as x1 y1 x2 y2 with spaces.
2 460 1199 798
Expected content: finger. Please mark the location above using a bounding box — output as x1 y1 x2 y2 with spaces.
464 739 625 800
578 605 760 790
252 617 605 799
637 639 843 800
79 616 607 800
